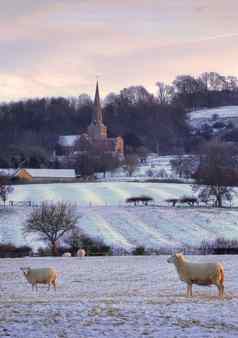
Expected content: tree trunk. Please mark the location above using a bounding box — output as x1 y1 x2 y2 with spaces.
217 194 223 208
52 241 58 256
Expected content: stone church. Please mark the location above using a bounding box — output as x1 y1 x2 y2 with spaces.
57 82 124 157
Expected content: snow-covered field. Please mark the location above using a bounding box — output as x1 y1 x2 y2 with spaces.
189 105 238 129
106 155 176 180
2 205 238 251
2 182 238 250
0 255 238 337
12 182 193 206
190 106 238 120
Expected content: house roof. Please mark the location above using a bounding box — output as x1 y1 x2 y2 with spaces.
58 135 80 147
16 168 76 178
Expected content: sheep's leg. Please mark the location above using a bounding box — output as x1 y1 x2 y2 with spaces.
216 284 224 298
52 280 57 291
215 283 221 298
32 283 37 292
190 284 193 297
221 285 224 298
186 284 192 297
186 284 191 297
189 284 193 297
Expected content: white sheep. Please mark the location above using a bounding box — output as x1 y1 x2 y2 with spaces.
20 267 59 291
167 253 224 297
77 249 86 258
62 252 72 257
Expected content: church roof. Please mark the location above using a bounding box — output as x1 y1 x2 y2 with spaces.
58 135 80 147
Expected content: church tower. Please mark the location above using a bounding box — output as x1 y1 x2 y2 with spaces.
88 81 107 140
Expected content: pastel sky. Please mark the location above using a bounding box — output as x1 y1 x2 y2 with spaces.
1 0 238 101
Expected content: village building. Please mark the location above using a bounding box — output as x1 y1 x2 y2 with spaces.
0 168 76 183
57 81 124 157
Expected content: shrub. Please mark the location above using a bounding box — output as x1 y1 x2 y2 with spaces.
37 246 53 257
199 237 238 255
165 198 179 207
132 246 146 255
212 121 225 129
63 229 83 256
78 234 112 256
179 196 198 206
126 195 154 206
0 243 32 258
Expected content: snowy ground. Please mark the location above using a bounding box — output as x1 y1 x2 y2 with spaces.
189 106 238 121
104 155 176 180
189 105 238 129
0 255 237 338
2 205 238 251
2 182 238 250
11 182 197 207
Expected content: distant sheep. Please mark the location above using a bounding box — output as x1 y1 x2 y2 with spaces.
77 249 86 257
62 252 72 257
167 253 224 297
20 267 59 291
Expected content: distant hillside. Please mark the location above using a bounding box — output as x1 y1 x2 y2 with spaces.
188 106 238 143
189 106 238 129
2 182 238 250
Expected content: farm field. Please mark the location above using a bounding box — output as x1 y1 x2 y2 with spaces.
2 182 238 250
12 182 194 206
0 255 237 337
189 105 238 129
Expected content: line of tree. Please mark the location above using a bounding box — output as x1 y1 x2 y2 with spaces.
0 71 237 170
170 139 238 208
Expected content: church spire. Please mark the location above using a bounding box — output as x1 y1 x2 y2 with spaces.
88 81 107 139
94 81 103 124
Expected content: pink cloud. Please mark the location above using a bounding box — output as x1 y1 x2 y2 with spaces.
0 0 238 101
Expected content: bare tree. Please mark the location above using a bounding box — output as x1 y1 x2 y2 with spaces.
170 155 198 179
193 140 238 207
156 82 174 104
0 176 14 207
120 86 154 104
226 76 238 91
64 228 84 256
124 154 139 177
24 202 79 255
98 152 120 178
173 75 201 95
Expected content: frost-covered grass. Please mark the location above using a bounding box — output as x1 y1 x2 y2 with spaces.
189 105 238 129
12 182 195 206
103 155 176 180
2 205 238 252
189 106 238 120
2 182 238 250
0 255 238 337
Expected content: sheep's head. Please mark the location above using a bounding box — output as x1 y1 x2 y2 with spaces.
20 267 31 276
167 252 184 264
